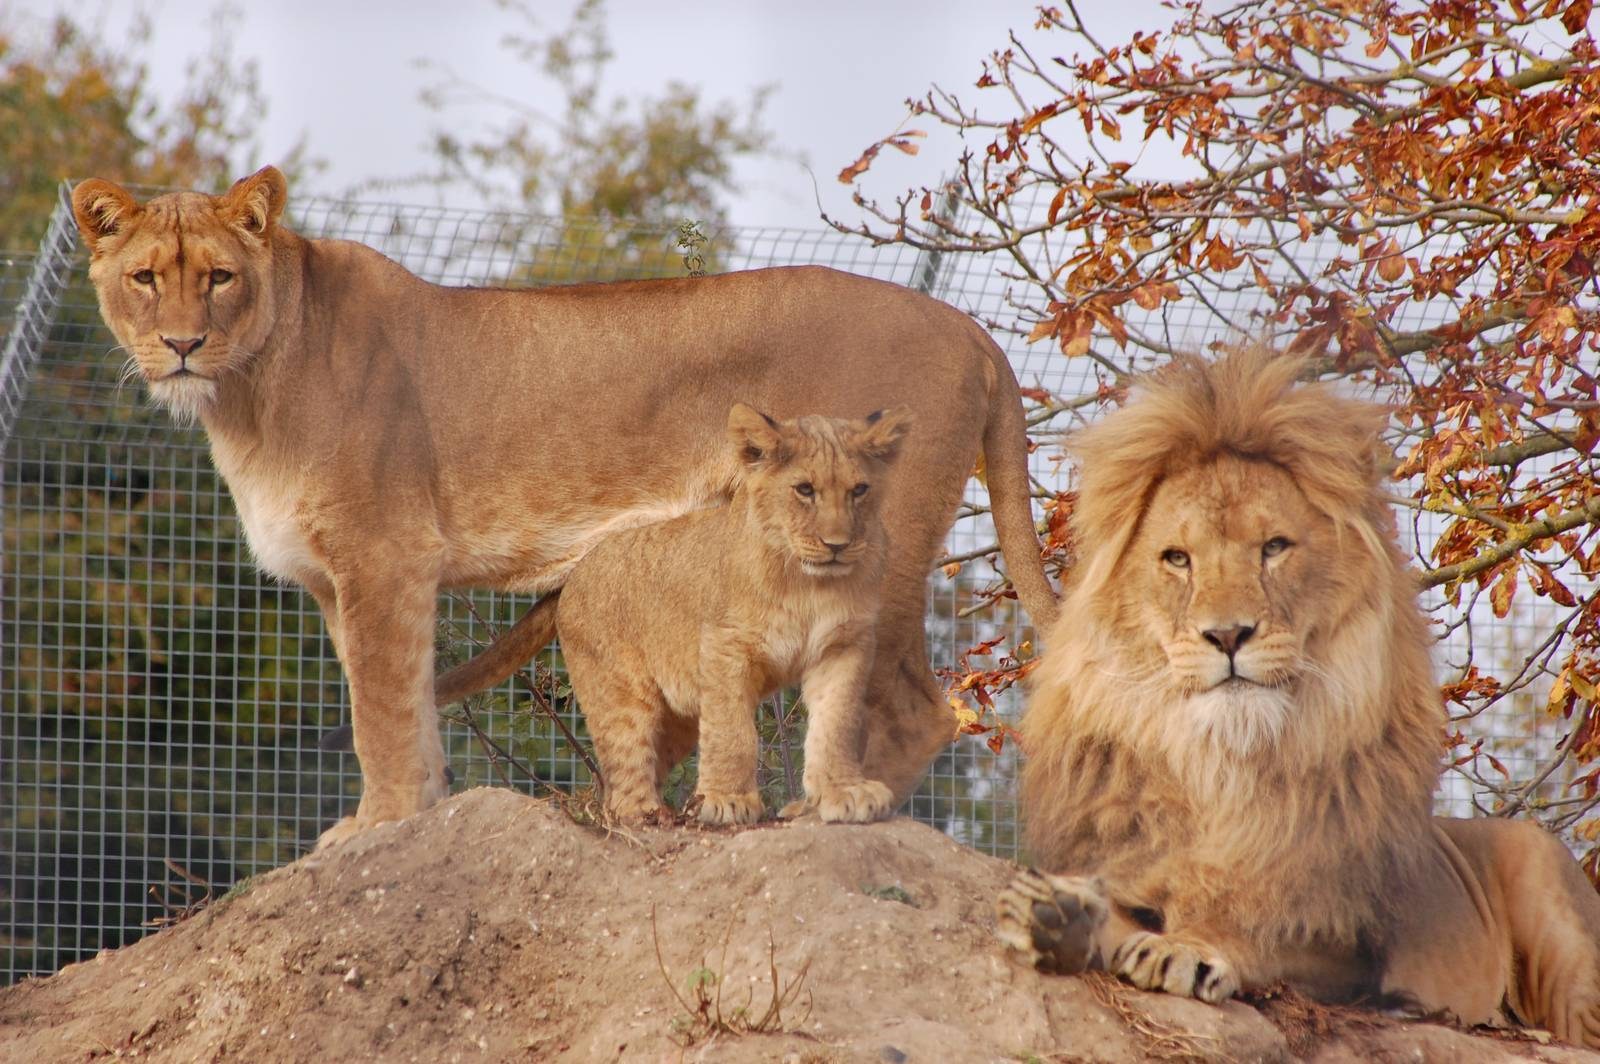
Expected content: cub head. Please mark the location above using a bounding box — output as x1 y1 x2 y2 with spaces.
1066 347 1399 755
71 167 289 423
726 403 914 577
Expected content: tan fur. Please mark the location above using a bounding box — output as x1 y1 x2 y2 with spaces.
71 167 1057 848
998 347 1600 1046
557 405 910 826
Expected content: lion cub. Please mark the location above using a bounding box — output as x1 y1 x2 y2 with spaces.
556 403 912 826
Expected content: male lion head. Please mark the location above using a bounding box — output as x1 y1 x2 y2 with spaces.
1036 347 1433 768
71 167 288 423
726 403 913 577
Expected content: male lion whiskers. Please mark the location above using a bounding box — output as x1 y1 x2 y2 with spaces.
995 346 1600 1048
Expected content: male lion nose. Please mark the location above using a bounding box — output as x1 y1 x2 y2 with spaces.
162 335 206 359
821 539 849 556
1202 625 1256 658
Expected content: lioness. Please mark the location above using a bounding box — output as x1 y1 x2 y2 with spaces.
550 404 909 826
996 347 1600 1046
70 166 1057 847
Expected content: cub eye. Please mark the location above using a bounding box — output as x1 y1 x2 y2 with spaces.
1262 536 1293 559
132 269 155 285
1161 548 1190 569
794 483 815 499
209 268 234 286
851 482 869 498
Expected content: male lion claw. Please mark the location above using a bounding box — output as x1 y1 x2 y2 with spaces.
995 869 1109 974
1110 930 1239 1003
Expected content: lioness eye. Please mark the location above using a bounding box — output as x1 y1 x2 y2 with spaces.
1161 548 1190 569
132 269 155 285
851 482 869 498
794 483 815 499
1263 536 1292 558
210 268 234 286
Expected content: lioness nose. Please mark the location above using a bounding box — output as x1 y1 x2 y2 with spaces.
163 335 206 359
1202 625 1256 657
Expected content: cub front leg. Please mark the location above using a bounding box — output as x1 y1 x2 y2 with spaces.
694 634 764 826
781 640 895 824
316 565 448 848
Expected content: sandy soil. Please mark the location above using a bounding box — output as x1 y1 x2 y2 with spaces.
3 787 1596 1063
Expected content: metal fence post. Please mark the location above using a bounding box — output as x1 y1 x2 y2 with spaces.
0 185 78 450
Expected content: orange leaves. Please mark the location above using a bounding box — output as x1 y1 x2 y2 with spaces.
836 128 925 184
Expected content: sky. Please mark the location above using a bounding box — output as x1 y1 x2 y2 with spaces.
12 0 1178 231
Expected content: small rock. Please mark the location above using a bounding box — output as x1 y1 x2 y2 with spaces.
880 1047 907 1064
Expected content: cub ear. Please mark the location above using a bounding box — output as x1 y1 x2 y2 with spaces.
727 402 787 467
71 179 142 253
852 406 914 461
219 166 288 240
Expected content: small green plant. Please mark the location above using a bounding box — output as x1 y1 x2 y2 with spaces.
862 883 918 907
650 903 813 1046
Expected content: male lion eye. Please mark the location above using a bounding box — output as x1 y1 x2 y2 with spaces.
210 268 234 286
132 269 155 285
851 482 869 498
1262 536 1293 558
794 483 815 499
1161 548 1190 569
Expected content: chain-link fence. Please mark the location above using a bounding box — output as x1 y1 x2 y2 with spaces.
0 185 1572 984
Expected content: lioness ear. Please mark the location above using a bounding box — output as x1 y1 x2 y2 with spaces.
727 403 786 467
852 406 914 461
71 179 142 254
219 166 288 240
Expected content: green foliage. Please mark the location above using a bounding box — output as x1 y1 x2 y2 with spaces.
0 6 315 250
398 0 774 280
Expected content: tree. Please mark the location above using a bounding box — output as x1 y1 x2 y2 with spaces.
837 1 1600 873
0 7 311 251
396 0 775 280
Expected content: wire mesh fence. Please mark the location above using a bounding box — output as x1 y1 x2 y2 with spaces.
0 185 1575 984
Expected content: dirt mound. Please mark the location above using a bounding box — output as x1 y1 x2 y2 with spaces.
2 788 1594 1062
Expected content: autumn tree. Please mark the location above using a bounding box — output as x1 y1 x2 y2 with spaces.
391 0 774 280
0 8 312 251
838 1 1600 869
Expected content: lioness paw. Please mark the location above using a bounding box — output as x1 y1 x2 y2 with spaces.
995 870 1109 975
1111 931 1238 1004
696 789 764 826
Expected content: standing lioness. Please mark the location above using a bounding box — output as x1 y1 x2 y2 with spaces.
70 166 1058 847
560 404 910 826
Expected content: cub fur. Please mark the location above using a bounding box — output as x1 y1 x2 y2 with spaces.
559 404 909 826
70 167 1057 847
995 347 1600 1047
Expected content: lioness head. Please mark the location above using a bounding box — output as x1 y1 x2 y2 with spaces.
726 403 913 577
1066 347 1396 755
71 167 288 423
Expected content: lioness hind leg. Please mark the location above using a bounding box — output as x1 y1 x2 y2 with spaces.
995 869 1110 975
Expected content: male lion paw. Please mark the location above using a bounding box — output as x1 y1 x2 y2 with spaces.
995 869 1109 975
695 790 764 826
782 780 896 823
1111 931 1239 1004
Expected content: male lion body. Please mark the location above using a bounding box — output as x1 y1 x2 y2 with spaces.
558 405 910 827
70 167 1056 847
996 349 1600 1046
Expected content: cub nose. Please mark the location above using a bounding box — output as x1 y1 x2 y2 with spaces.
1202 624 1256 658
163 335 206 359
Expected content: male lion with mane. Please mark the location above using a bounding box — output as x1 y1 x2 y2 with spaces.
996 347 1600 1046
70 166 1057 848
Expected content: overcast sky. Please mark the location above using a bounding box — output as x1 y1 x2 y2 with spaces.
15 0 1178 230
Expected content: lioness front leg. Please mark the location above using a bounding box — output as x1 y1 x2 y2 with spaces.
781 640 895 823
316 566 447 848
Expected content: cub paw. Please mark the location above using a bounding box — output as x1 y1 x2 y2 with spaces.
696 790 764 826
315 816 363 851
995 869 1109 975
816 780 896 823
1111 930 1238 1004
606 797 675 826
